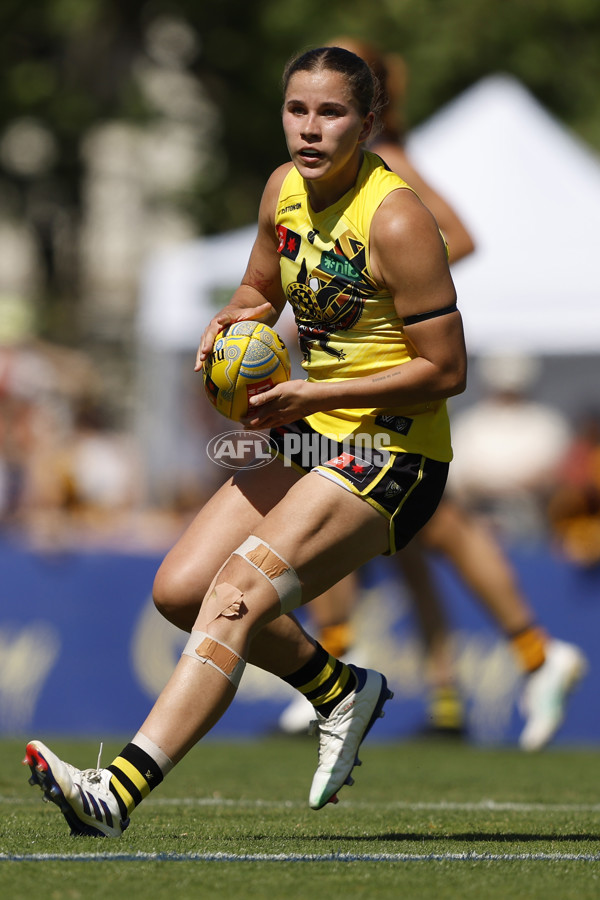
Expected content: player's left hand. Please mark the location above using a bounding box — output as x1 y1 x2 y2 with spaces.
242 379 326 429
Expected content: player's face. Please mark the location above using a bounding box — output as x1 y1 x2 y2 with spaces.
283 68 373 203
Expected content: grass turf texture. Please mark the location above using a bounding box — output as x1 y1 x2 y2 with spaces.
1 736 599 899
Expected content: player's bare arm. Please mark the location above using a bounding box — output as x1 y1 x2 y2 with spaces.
196 165 291 369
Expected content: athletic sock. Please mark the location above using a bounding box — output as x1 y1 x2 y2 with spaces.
282 642 356 718
319 622 354 659
428 685 465 733
510 625 547 674
107 733 173 819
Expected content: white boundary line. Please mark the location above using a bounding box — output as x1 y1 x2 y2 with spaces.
4 796 600 812
145 798 600 813
1 851 600 863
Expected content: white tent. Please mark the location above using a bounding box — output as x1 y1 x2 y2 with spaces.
406 74 600 354
138 74 600 356
138 223 257 351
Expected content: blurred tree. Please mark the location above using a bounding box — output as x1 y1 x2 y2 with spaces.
0 0 598 344
0 0 149 340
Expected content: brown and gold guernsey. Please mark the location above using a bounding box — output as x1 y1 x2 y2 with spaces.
275 150 453 462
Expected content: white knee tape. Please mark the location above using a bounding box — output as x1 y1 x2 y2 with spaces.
182 630 246 688
233 535 302 615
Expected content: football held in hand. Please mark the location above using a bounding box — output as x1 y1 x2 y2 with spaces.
203 321 291 421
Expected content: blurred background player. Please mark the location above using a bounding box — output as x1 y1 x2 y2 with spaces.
278 37 586 750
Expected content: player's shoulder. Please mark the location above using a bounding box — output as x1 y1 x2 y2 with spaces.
265 162 295 196
369 182 449 284
259 163 296 223
373 183 434 245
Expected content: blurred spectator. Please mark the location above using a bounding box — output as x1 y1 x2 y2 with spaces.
25 396 140 547
448 353 572 543
0 295 74 528
64 399 142 512
23 388 192 553
547 410 600 567
0 294 188 551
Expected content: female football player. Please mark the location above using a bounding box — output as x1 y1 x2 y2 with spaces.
25 45 466 837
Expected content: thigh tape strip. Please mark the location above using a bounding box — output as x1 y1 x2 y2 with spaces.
182 630 245 687
233 535 302 615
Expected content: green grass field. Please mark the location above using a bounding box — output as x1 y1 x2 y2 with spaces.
1 736 598 899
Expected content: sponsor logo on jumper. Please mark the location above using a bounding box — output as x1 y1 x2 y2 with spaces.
277 225 301 261
320 250 360 281
278 203 301 215
375 414 413 436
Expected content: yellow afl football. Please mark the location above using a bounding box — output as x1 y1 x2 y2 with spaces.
203 321 291 421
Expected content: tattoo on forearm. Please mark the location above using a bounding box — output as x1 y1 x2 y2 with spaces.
372 371 402 384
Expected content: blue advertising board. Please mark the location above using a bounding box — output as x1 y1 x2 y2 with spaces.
0 537 597 745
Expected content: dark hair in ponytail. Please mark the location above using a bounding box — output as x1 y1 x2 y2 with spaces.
282 46 383 123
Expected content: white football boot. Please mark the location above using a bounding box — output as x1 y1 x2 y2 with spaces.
309 665 393 810
24 740 129 837
519 640 588 751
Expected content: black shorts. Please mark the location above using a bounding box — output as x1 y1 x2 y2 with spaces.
269 419 449 555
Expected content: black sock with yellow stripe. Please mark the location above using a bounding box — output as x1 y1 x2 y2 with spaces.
107 735 173 819
283 642 356 718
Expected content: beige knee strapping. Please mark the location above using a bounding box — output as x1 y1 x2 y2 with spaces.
182 630 246 687
206 581 245 619
232 535 302 615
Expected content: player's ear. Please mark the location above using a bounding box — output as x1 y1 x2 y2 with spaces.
358 111 375 145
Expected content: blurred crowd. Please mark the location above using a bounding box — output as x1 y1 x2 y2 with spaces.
0 296 197 553
1 293 599 567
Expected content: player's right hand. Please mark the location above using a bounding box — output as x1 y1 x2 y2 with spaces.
195 302 273 371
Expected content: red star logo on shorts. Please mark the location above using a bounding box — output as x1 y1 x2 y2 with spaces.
329 452 354 469
325 451 373 484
